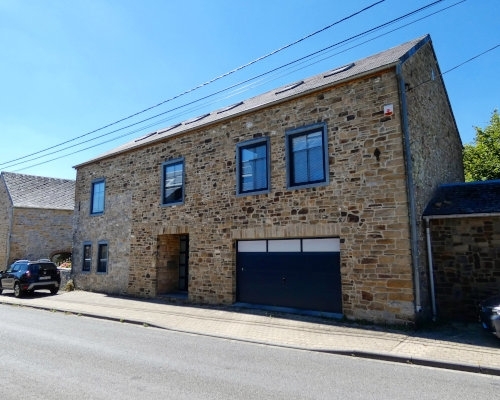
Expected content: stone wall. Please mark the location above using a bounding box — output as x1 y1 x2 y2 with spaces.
429 217 500 321
73 41 462 324
74 66 417 324
72 175 132 295
0 177 12 268
9 208 72 264
401 40 464 317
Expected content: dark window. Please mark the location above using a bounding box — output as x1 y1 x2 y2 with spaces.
82 243 92 272
236 138 270 195
162 158 185 205
91 179 105 214
97 243 108 273
286 123 329 189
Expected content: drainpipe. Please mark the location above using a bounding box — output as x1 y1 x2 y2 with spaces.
396 63 422 314
424 217 437 321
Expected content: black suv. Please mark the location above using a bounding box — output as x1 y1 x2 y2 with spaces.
0 259 61 298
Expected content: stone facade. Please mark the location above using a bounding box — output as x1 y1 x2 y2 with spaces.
429 217 500 321
72 37 463 324
401 42 464 316
0 172 75 267
9 208 73 262
0 178 12 266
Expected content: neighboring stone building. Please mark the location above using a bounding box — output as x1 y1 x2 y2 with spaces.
423 180 500 322
0 172 75 267
72 35 463 325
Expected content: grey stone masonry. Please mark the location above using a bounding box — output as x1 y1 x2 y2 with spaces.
0 172 75 267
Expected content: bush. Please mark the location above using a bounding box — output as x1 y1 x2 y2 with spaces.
64 279 75 292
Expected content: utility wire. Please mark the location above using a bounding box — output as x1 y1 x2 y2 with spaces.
0 0 385 168
16 40 493 173
408 43 500 91
7 0 453 171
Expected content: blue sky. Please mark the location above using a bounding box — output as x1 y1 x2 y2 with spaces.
1 0 498 180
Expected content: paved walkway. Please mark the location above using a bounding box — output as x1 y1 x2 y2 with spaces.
1 290 499 375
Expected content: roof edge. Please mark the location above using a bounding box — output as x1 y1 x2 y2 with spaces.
73 64 400 169
424 212 500 220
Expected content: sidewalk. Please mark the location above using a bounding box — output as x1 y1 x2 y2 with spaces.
1 290 499 375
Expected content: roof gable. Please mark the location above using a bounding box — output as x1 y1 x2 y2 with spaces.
1 172 75 210
423 180 500 218
76 35 429 167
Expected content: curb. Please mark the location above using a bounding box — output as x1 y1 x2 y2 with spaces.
319 350 500 376
4 300 500 376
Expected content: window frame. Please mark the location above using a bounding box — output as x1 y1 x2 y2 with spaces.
96 241 108 274
82 242 92 273
285 122 329 189
90 178 105 215
161 157 185 206
236 137 271 196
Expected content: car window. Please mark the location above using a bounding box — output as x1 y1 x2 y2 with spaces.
8 264 21 272
40 263 57 272
30 264 40 274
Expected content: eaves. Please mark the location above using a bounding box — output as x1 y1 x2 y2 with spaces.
73 63 399 169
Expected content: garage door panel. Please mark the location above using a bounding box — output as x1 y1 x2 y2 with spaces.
237 240 342 313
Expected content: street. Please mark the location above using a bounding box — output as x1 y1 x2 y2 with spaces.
1 305 499 399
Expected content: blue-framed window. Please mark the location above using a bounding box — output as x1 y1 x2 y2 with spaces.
161 158 185 205
285 123 329 189
90 179 105 215
97 242 108 274
236 137 270 196
82 243 92 272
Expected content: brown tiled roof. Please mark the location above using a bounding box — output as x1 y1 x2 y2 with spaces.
75 35 429 167
1 171 75 210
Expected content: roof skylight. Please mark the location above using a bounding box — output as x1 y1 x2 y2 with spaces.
217 101 244 114
134 132 157 142
323 63 355 78
275 80 304 95
184 113 210 125
157 123 182 135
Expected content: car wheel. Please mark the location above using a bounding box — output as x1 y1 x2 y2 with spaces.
14 282 22 298
50 286 59 295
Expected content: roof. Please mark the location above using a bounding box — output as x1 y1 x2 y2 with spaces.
75 35 430 168
1 171 75 210
423 180 500 218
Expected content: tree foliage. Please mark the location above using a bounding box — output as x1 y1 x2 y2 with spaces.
463 110 500 181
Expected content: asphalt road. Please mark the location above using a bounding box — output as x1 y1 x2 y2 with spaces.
1 305 499 399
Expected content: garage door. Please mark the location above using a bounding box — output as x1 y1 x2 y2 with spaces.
237 238 342 313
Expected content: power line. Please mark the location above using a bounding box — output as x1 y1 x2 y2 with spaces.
409 43 500 92
0 0 385 168
9 0 454 171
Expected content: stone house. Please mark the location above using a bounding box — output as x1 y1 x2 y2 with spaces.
0 172 75 267
423 180 500 322
72 35 463 325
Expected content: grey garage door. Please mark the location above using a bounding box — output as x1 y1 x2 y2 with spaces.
237 238 342 313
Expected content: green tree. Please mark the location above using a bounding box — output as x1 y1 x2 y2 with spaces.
463 110 500 181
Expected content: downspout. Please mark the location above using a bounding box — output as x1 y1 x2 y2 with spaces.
424 217 437 321
396 63 422 314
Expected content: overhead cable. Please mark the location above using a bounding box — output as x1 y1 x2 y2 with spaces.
8 0 453 171
0 0 385 168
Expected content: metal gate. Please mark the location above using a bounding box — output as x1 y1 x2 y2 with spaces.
237 238 342 313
